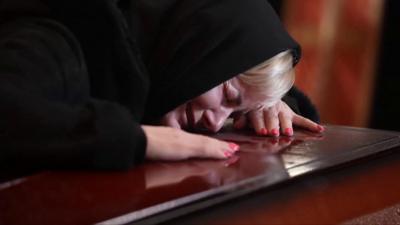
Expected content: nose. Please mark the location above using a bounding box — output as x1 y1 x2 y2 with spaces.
201 107 233 133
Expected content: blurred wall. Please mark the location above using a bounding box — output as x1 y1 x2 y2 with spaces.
281 0 385 127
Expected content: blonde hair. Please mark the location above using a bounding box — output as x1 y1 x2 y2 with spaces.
238 50 295 108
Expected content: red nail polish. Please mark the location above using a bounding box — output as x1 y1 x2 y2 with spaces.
228 142 240 152
260 128 268 136
271 128 279 136
284 128 293 136
224 151 232 157
318 125 325 132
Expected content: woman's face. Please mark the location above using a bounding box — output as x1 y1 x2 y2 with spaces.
160 76 266 133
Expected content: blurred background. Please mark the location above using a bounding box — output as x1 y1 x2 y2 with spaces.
270 0 399 131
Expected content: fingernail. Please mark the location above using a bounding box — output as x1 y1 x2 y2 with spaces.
271 128 279 136
260 128 268 136
284 128 293 136
317 125 325 132
224 151 233 157
228 142 240 152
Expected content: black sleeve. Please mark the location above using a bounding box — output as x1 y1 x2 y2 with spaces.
282 86 320 123
0 19 146 170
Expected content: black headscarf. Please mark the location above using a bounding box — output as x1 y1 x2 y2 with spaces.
129 0 301 122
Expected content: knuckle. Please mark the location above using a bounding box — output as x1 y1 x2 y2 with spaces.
279 117 292 123
265 112 278 121
279 113 292 122
249 110 261 118
265 108 278 117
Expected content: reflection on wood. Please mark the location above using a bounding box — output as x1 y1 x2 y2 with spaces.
0 126 399 225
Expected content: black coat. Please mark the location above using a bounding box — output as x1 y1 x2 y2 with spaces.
124 0 318 125
0 0 318 170
0 0 149 170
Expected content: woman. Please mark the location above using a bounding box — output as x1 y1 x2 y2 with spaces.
130 0 322 160
0 0 321 170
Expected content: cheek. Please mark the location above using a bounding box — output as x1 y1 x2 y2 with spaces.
191 86 223 109
241 92 267 111
160 104 186 128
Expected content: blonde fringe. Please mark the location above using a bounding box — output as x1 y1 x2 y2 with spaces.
238 50 295 108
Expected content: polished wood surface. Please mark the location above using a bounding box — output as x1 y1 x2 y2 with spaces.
165 149 400 225
0 126 399 225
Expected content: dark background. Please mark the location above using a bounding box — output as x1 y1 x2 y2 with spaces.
370 0 400 131
270 0 400 131
1 0 398 131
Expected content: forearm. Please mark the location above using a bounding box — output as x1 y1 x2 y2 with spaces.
0 18 146 170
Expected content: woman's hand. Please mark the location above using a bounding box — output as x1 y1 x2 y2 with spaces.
233 100 324 136
142 125 239 161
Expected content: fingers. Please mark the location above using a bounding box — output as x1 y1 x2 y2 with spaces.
278 111 294 136
196 135 240 159
142 125 239 161
292 114 324 132
143 126 240 161
263 107 280 136
248 110 267 135
277 102 295 136
244 100 324 137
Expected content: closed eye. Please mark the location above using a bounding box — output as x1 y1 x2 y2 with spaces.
223 82 242 106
